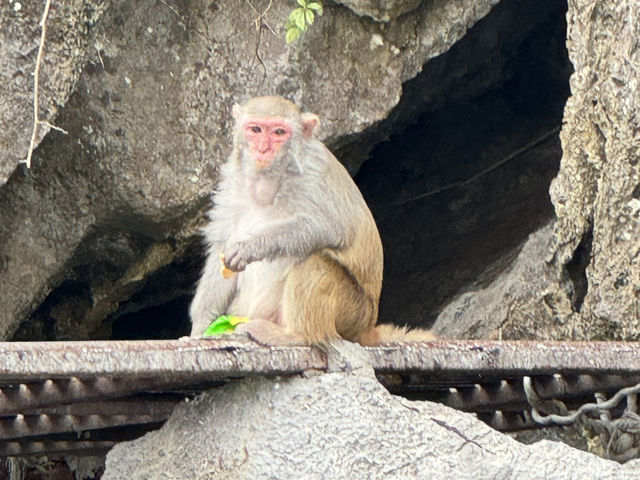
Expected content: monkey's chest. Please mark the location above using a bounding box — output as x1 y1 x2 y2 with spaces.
222 189 286 243
227 206 279 244
249 176 280 206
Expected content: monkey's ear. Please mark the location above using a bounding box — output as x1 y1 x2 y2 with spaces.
301 113 319 138
232 104 243 121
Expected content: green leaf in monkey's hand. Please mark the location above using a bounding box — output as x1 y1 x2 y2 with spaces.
203 315 250 337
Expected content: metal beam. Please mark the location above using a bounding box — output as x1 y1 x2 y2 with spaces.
369 339 640 377
0 338 327 381
0 339 637 381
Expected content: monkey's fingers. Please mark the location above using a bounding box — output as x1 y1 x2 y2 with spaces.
223 247 248 273
219 253 236 279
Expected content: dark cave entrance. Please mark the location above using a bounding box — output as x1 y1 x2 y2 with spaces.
354 0 571 329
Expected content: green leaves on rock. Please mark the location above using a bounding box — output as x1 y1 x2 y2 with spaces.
286 0 323 44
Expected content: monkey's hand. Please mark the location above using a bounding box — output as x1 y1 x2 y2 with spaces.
223 241 257 272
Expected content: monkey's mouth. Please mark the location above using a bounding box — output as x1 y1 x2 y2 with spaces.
254 153 276 169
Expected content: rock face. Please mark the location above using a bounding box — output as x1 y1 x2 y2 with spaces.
0 0 105 184
0 0 575 344
431 222 558 339
103 342 640 480
547 0 640 340
334 0 422 22
6 2 636 347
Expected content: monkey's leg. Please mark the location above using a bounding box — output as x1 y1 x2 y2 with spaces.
189 246 237 336
282 253 377 345
235 319 306 346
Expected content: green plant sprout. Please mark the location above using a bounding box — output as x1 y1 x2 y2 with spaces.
286 0 323 43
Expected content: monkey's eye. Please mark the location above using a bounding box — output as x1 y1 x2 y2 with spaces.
250 126 262 133
273 128 287 136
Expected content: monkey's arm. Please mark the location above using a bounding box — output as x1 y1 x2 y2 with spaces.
223 153 363 272
224 212 345 272
189 245 237 336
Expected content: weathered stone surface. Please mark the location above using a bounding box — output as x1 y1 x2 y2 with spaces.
334 0 421 22
547 1 640 340
431 222 559 339
0 0 499 341
103 342 640 480
0 0 105 184
429 220 613 342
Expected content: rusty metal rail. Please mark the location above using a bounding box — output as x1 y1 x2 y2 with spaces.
0 338 638 456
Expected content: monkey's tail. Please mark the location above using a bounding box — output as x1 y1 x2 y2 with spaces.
359 324 436 345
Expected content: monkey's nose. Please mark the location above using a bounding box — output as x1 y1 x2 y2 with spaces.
258 138 271 152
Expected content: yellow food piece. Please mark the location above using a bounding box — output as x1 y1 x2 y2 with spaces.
219 252 236 279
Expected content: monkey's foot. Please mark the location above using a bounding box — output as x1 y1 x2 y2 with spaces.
235 319 306 346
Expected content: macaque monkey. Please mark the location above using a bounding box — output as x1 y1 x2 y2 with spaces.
190 96 433 345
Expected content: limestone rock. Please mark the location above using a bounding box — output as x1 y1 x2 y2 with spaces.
334 0 422 22
0 0 105 184
431 222 560 339
548 0 640 340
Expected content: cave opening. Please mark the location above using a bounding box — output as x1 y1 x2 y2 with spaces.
354 0 571 330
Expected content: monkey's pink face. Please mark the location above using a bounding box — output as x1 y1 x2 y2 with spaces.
243 118 293 169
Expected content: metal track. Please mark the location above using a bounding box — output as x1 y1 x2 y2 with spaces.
0 338 637 456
